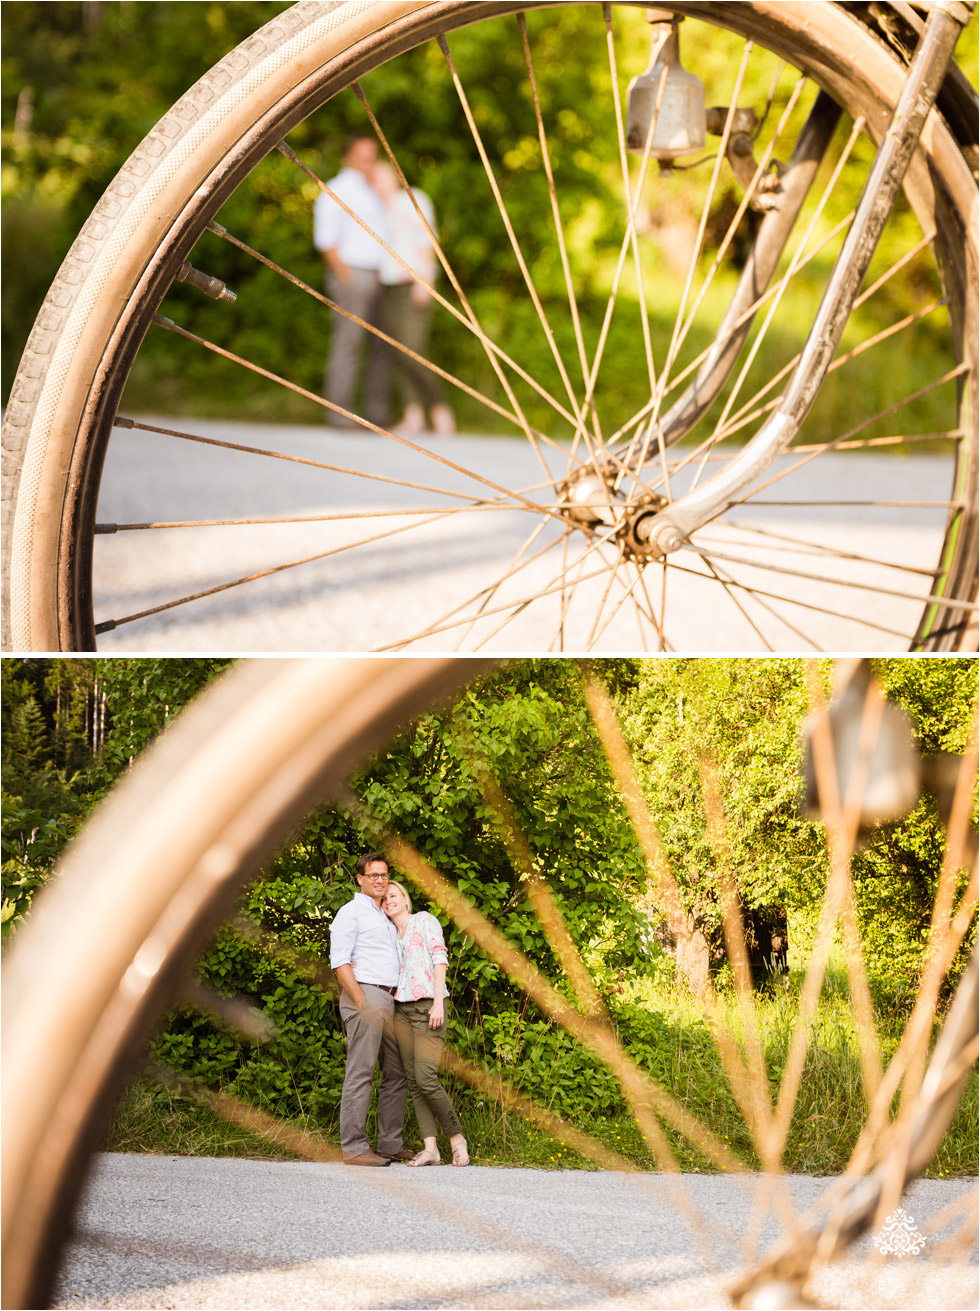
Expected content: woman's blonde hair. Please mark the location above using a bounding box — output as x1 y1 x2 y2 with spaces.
386 880 413 914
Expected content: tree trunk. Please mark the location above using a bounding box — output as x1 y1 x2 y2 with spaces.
669 909 712 999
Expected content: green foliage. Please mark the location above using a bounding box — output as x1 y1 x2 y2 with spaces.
618 659 824 926
103 1076 304 1160
89 657 233 791
4 2 975 445
4 655 976 1177
615 657 976 1001
0 800 77 938
1 658 231 936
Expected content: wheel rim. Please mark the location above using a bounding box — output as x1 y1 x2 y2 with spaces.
13 1 976 651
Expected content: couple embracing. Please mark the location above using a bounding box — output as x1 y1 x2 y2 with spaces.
329 852 469 1168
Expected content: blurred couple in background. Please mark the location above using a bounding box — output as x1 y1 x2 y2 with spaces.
314 134 456 438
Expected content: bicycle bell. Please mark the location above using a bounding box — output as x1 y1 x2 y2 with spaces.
626 9 706 159
802 660 921 828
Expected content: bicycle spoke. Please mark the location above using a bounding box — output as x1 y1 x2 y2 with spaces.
639 360 968 512
743 363 970 499
469 532 640 653
672 296 952 496
604 216 931 457
706 228 950 447
207 219 564 448
649 72 808 423
580 673 792 1181
550 535 577 653
715 296 948 453
584 547 632 649
94 504 475 635
657 556 916 641
421 526 577 651
99 506 527 532
631 558 671 652
692 117 866 488
374 544 618 650
151 1064 642 1299
518 14 594 416
657 214 854 410
603 5 673 493
148 316 581 527
585 563 651 651
108 417 566 523
374 525 596 651
700 555 779 651
789 429 963 455
627 39 757 489
453 514 555 651
577 8 667 446
687 543 977 614
702 521 944 580
438 33 597 465
280 139 579 464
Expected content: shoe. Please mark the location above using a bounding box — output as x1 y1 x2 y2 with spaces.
342 1150 392 1167
430 404 456 436
376 1147 416 1162
451 1137 470 1167
407 1148 441 1167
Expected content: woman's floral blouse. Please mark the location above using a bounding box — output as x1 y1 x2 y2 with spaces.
394 911 450 1001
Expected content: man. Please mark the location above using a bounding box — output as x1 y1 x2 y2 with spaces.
329 851 411 1166
314 135 391 430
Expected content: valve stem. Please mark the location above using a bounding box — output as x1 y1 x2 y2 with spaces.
175 262 237 302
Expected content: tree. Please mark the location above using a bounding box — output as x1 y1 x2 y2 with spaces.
613 657 977 1002
1 657 233 935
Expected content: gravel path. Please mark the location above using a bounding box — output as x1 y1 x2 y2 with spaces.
52 1154 977 1310
91 417 956 652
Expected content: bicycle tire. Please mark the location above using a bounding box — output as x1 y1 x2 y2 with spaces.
2 1 977 652
0 656 494 1311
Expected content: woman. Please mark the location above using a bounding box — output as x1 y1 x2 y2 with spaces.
372 162 456 438
383 881 469 1166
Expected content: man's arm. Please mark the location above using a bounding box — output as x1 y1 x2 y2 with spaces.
329 901 361 1006
313 189 349 281
334 962 364 1009
323 246 350 282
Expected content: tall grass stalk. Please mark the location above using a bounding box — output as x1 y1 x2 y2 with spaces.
105 975 978 1178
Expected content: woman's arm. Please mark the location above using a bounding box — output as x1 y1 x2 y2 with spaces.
428 960 447 1028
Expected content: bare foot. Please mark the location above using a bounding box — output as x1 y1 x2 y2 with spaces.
450 1135 469 1166
393 403 425 438
407 1147 441 1167
430 404 456 436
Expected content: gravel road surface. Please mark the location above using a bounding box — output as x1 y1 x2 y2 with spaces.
91 417 956 652
52 1154 977 1310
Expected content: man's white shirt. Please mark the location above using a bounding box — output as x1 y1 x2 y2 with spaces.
313 167 388 270
329 891 400 986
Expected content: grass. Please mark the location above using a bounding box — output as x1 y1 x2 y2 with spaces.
104 1078 305 1161
103 973 978 1180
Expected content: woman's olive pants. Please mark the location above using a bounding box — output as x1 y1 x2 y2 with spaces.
393 998 463 1142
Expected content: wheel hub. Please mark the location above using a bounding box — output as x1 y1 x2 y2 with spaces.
558 466 668 560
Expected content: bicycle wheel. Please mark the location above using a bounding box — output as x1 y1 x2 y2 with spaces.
2 1 977 653
2 658 976 1311
0 658 488 1310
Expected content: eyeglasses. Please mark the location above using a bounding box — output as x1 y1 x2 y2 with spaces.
360 872 389 880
